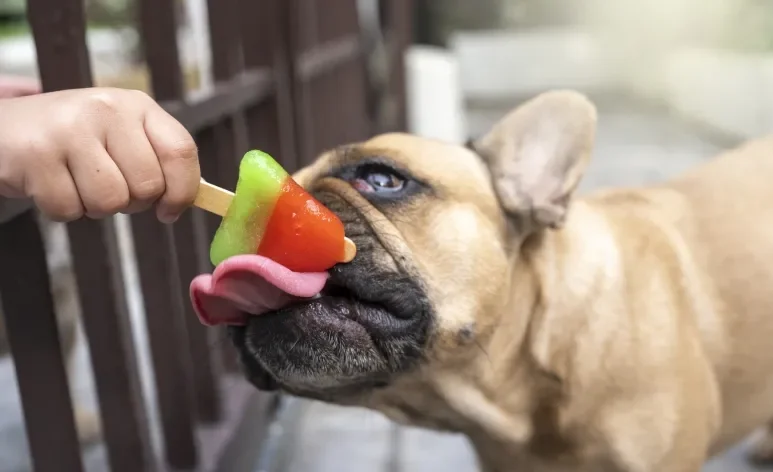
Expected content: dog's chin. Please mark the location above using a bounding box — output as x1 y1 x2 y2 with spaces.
229 276 431 400
228 190 433 401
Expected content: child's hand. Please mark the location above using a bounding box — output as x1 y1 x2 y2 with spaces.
0 87 200 223
0 75 41 99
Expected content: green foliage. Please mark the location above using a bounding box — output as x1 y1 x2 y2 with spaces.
0 20 27 39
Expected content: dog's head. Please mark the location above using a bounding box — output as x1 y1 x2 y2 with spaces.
224 91 596 422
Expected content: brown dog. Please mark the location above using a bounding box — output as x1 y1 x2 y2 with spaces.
227 90 773 471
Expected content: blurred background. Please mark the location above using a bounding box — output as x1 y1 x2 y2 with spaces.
1 0 772 471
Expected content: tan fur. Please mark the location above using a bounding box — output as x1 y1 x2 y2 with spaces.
293 91 773 471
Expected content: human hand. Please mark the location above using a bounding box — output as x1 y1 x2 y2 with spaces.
0 75 41 99
0 87 200 223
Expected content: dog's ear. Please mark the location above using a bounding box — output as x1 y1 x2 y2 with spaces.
473 90 597 230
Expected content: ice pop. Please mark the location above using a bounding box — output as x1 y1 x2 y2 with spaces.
194 150 356 273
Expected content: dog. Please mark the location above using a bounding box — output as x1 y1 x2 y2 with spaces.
221 90 773 471
0 215 102 447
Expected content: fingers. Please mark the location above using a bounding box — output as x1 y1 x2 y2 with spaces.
27 157 84 222
67 89 199 223
2 88 200 223
66 141 131 219
104 107 165 215
143 104 200 223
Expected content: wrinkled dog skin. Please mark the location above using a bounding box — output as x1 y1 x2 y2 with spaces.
229 91 773 471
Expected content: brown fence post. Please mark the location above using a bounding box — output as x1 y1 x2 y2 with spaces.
25 0 156 470
0 212 83 472
282 0 313 166
126 3 202 464
385 0 413 132
204 0 250 182
137 0 224 425
129 216 199 468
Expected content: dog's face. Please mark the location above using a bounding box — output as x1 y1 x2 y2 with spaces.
229 91 597 418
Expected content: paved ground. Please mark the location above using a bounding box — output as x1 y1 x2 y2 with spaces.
257 99 769 472
0 99 769 472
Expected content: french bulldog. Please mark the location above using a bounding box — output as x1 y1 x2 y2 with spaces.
191 90 773 471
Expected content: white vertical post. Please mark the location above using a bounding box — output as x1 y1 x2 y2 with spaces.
405 46 467 144
182 0 213 94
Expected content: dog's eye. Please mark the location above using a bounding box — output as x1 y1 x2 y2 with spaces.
333 159 427 202
352 165 405 194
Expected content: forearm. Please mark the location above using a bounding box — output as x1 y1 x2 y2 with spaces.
0 76 40 222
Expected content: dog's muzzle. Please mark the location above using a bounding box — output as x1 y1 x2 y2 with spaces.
228 189 433 399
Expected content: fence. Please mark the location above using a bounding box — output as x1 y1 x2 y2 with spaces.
0 0 412 470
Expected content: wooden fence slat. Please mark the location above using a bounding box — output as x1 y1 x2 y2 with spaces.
130 212 199 468
205 0 252 373
137 0 184 99
70 218 157 472
385 0 413 132
296 35 362 80
207 0 251 164
164 71 274 134
282 0 314 166
0 212 83 472
290 0 370 160
239 0 295 162
258 0 303 171
26 0 156 470
27 0 91 89
138 0 224 425
205 0 250 184
317 0 359 43
174 211 225 424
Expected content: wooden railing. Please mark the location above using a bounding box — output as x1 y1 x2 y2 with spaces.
0 0 411 470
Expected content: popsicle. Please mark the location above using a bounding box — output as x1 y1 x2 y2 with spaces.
193 150 356 273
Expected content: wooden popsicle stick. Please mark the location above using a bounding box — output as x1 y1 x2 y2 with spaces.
194 179 233 217
340 237 357 263
194 178 357 263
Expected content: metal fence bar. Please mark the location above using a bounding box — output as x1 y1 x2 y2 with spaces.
0 212 83 472
138 0 224 425
25 0 156 470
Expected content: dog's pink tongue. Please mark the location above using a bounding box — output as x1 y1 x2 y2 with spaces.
189 255 328 327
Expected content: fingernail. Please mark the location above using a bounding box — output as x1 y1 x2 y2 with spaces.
158 210 179 224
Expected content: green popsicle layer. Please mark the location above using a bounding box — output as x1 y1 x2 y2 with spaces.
209 150 288 266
